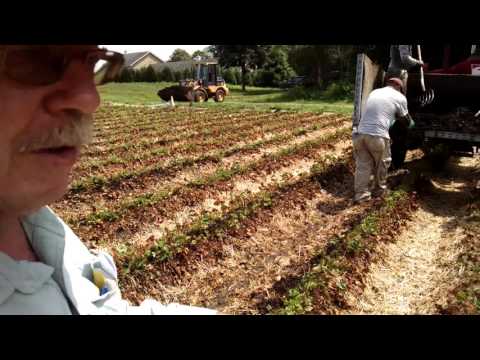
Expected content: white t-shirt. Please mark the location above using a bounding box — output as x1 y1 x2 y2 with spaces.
357 86 409 139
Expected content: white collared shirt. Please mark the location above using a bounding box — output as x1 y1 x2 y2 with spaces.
0 252 72 315
0 207 217 315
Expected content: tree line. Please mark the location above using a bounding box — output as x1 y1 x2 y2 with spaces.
115 45 367 91
116 66 196 83
210 45 363 90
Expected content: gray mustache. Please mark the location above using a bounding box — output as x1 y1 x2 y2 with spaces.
19 114 94 153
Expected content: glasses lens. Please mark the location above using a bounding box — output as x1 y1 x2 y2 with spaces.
5 48 65 86
94 51 124 86
3 46 124 86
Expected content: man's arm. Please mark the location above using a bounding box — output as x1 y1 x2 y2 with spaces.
89 251 219 315
399 45 423 69
397 112 415 129
395 95 415 129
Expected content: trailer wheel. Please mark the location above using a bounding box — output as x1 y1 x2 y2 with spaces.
214 89 226 102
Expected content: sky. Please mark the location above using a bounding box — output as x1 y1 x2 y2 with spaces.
101 45 210 62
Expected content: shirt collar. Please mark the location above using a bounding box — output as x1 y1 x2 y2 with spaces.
20 207 67 289
0 252 54 305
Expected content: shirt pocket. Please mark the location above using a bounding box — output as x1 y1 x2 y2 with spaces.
88 252 120 304
90 278 119 304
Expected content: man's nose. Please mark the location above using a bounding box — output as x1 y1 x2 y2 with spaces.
43 60 101 115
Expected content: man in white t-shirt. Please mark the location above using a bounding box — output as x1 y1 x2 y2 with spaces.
352 77 415 203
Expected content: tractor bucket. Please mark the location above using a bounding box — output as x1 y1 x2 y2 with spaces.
157 86 194 102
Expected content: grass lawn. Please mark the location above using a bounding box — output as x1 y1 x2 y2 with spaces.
98 82 354 115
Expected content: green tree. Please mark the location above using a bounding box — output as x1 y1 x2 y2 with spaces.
133 68 147 82
202 46 215 58
288 45 359 88
244 69 256 86
324 45 358 83
191 50 209 60
117 67 133 82
222 67 237 84
143 65 157 83
168 48 191 62
288 45 331 88
156 69 164 82
234 68 242 85
256 46 295 87
211 45 271 91
173 70 183 82
160 67 175 82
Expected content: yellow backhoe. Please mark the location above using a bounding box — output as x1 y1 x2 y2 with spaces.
157 58 229 103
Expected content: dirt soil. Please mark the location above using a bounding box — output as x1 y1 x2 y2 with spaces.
342 156 479 314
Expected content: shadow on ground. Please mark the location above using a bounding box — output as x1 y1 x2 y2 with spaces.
404 155 480 313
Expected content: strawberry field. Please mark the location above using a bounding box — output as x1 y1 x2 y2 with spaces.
51 104 426 314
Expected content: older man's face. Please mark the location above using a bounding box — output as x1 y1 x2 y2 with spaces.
0 45 101 214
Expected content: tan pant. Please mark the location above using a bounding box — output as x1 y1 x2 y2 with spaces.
353 133 392 202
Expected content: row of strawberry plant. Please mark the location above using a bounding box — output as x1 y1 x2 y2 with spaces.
79 114 347 176
72 116 348 195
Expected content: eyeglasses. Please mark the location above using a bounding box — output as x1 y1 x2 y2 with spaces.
0 45 125 86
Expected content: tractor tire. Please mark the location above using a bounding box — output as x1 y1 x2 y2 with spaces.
194 89 208 103
214 89 226 103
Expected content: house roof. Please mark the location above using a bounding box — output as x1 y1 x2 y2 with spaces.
124 51 163 67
